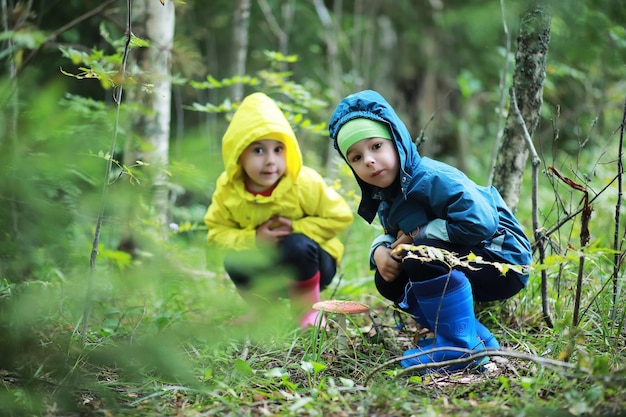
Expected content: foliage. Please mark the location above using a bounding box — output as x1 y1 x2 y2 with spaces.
186 50 328 137
1 79 626 415
1 1 626 416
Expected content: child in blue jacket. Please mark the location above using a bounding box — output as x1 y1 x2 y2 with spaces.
328 89 532 372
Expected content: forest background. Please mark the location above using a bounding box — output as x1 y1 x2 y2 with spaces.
1 0 626 416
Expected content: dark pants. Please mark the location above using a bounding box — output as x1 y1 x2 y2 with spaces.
375 238 525 304
224 233 336 296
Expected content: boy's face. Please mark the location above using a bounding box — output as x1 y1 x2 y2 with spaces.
346 137 399 188
240 139 286 192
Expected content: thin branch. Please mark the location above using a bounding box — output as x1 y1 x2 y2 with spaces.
257 0 284 41
415 90 456 147
510 90 541 191
256 0 291 68
536 173 618 244
15 0 117 77
547 166 591 327
81 0 132 344
510 89 552 328
365 346 589 385
612 98 626 324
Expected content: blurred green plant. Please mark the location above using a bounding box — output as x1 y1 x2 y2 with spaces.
187 50 328 136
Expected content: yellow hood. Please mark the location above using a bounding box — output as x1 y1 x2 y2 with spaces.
222 92 302 184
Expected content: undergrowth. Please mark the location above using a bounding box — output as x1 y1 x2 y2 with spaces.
1 80 625 417
1 215 625 416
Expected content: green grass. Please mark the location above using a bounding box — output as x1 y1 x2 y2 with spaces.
3 210 625 417
1 137 625 416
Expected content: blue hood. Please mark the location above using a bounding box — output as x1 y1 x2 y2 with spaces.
329 90 420 223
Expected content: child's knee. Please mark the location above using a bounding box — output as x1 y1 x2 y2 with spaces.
280 233 317 260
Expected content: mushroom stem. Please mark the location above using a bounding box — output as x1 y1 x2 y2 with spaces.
336 314 348 351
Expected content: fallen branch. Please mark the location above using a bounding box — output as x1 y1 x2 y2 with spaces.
365 346 589 386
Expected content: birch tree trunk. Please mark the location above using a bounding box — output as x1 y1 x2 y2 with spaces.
491 4 551 212
231 0 251 101
126 0 175 238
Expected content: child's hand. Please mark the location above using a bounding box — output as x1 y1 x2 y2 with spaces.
373 245 403 282
374 231 413 282
256 216 293 244
391 231 413 248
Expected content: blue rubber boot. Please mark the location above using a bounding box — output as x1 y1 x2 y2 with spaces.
397 282 430 329
400 270 488 372
475 319 500 349
399 281 499 349
413 319 499 352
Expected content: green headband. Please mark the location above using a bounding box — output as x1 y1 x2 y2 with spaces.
337 118 392 155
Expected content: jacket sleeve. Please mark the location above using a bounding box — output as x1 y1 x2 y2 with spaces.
204 184 257 251
291 168 354 244
414 171 498 246
368 233 395 269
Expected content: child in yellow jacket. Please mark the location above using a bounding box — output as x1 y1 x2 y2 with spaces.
204 92 354 328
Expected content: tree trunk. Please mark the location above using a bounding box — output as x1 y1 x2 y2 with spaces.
491 4 551 212
312 0 344 175
126 0 175 237
231 0 251 102
257 0 294 71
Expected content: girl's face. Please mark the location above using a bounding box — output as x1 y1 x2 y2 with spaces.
346 137 400 188
240 139 286 192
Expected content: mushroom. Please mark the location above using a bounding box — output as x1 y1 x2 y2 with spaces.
312 300 370 349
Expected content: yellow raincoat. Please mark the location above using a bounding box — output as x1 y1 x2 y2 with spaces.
204 92 353 263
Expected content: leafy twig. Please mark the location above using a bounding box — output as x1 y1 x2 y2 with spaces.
392 244 525 277
16 0 117 77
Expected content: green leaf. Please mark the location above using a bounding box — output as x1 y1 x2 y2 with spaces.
265 367 288 378
234 358 254 376
300 360 326 375
408 375 423 384
207 75 222 87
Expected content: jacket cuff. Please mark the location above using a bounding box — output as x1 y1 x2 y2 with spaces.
421 219 450 242
369 234 395 269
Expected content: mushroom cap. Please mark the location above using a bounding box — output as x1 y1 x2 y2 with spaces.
312 300 370 314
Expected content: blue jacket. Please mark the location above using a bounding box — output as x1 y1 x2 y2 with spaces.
328 90 532 285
